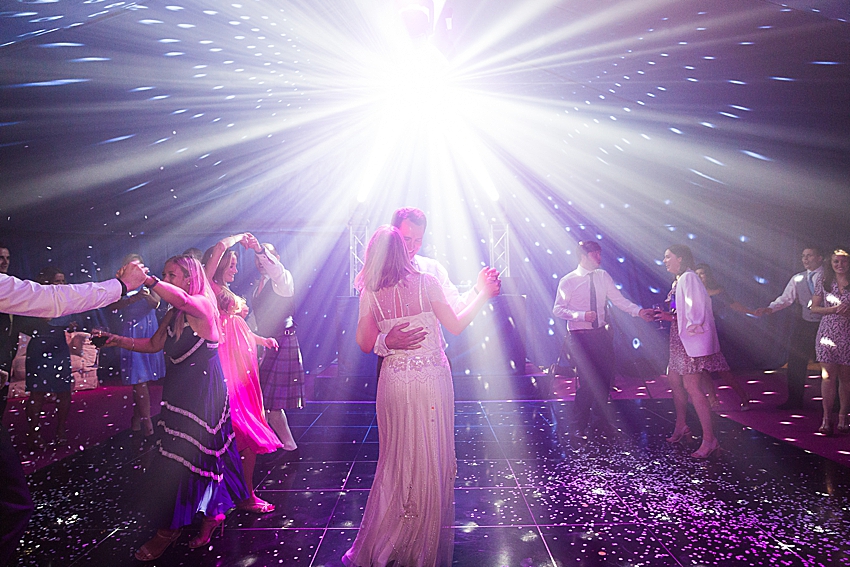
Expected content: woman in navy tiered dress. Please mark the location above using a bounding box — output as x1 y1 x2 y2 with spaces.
104 255 247 561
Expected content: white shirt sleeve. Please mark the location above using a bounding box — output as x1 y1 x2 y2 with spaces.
552 275 583 321
373 333 393 357
767 275 798 312
255 249 294 297
0 273 122 317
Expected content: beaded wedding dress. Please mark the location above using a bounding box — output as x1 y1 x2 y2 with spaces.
343 273 456 567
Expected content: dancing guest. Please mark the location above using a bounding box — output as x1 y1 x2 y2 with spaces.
203 236 282 513
342 226 499 567
754 247 824 409
694 264 752 411
109 254 164 438
0 244 15 418
19 267 75 448
182 247 204 262
654 245 725 458
102 256 247 560
245 234 303 451
373 207 501 356
809 247 850 436
553 240 655 437
0 261 147 567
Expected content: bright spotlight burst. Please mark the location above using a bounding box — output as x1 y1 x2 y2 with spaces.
1 0 849 385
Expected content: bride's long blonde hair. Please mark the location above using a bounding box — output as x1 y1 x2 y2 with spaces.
356 225 416 292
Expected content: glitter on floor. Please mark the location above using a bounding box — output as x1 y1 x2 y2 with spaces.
15 397 850 566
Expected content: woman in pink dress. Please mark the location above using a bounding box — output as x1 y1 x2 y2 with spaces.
203 234 282 513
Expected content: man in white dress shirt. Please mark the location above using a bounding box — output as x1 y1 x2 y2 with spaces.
246 235 304 451
0 260 147 567
0 245 15 418
754 246 824 410
372 207 500 357
553 240 654 437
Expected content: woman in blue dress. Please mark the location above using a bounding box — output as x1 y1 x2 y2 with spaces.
110 254 164 437
102 255 247 561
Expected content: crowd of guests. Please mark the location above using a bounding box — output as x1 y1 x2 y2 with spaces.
0 236 305 563
0 225 847 566
553 242 850 455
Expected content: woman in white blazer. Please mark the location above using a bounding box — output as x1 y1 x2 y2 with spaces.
655 245 728 458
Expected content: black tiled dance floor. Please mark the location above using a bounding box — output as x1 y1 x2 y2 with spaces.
17 399 850 566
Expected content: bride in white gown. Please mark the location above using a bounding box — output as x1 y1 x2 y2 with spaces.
342 225 499 567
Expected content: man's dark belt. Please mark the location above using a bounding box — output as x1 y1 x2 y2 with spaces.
567 326 607 334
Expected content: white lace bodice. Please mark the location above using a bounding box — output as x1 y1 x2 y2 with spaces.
360 273 449 372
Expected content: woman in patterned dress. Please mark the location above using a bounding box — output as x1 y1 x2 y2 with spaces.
103 255 247 561
654 245 726 458
342 226 498 567
810 247 850 435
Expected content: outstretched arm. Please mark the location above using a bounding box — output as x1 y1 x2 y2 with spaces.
431 277 500 335
103 309 172 353
0 261 146 318
729 301 754 315
245 233 294 296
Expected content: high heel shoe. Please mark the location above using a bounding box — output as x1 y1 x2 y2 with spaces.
236 496 275 514
740 400 752 412
818 420 833 436
666 426 692 443
188 513 225 549
135 528 181 561
691 440 721 459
